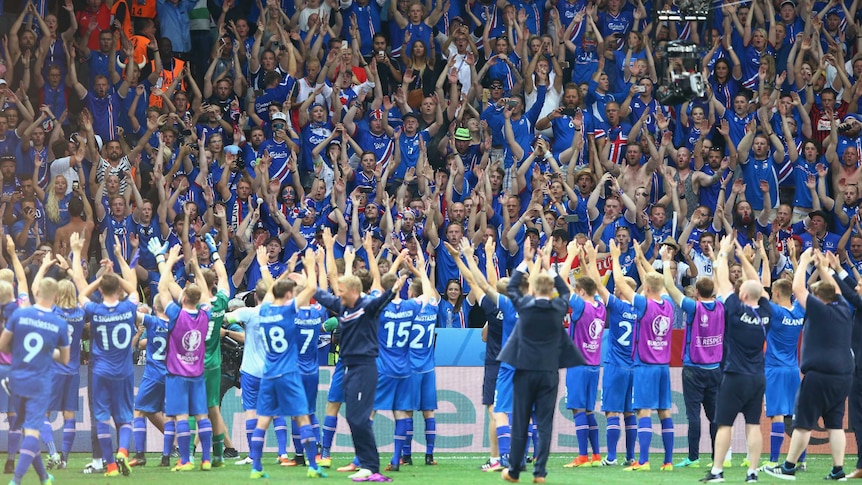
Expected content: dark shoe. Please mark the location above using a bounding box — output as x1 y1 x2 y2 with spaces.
223 448 239 459
699 471 725 483
763 463 797 481
400 455 413 466
159 455 171 467
129 453 147 467
425 454 437 465
746 472 758 482
825 469 848 480
3 459 13 474
384 463 399 472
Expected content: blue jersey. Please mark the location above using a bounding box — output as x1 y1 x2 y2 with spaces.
52 307 85 375
378 299 420 377
766 301 804 368
259 301 301 378
605 295 637 366
295 303 327 375
410 299 438 373
141 314 169 382
7 306 70 398
84 299 138 378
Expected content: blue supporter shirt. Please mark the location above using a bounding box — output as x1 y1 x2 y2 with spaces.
84 299 137 378
604 295 637 366
378 299 420 378
7 306 70 398
52 307 85 375
295 303 327 375
141 314 169 382
258 300 301 378
766 301 804 368
410 299 438 373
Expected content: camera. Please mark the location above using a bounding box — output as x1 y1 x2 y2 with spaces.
188 143 199 151
272 121 286 131
561 108 577 117
656 41 706 105
235 151 246 171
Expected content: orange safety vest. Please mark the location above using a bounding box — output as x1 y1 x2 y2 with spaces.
129 0 157 19
111 0 134 49
150 58 186 108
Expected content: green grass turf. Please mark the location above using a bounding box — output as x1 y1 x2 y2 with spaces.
12 453 846 484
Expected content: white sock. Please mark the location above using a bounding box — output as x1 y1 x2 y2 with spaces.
724 448 732 462
93 458 103 468
748 468 757 476
711 466 722 475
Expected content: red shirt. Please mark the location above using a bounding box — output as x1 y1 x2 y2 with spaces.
810 100 848 145
76 5 111 52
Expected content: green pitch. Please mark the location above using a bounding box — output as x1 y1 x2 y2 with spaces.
17 453 845 484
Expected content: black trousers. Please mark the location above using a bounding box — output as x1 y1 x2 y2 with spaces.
344 363 379 473
682 366 721 461
509 369 558 479
851 373 862 469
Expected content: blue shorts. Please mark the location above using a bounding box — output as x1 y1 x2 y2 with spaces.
257 372 308 418
494 365 515 414
92 373 134 423
765 366 801 417
164 375 207 417
0 365 10 413
49 373 80 412
240 372 261 412
601 362 634 413
412 371 437 411
10 393 49 431
327 361 344 403
374 375 414 411
632 364 672 411
566 365 600 411
301 372 319 416
134 375 165 414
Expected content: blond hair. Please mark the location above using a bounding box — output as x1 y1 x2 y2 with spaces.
37 277 59 303
56 280 78 309
44 176 66 223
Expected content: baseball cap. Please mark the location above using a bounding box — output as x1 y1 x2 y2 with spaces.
403 112 420 120
525 227 540 237
780 0 796 7
271 112 288 122
489 80 504 88
454 127 471 141
0 79 7 86
224 144 241 155
371 228 385 241
369 109 384 120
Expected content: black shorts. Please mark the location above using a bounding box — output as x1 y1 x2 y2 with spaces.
793 371 852 430
715 373 765 426
483 363 500 406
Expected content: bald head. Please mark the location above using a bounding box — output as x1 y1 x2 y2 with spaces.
739 279 763 303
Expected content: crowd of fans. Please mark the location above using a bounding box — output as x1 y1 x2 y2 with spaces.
0 0 859 329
